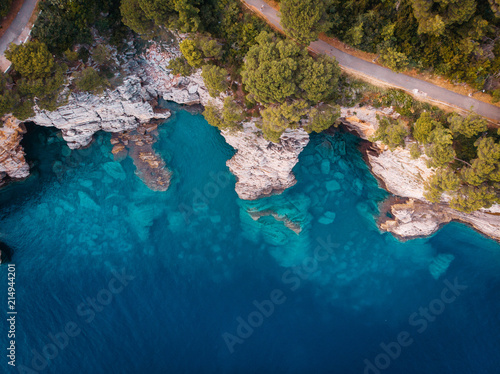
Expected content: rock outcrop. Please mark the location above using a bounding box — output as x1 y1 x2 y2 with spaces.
3 38 308 199
28 40 206 150
367 147 434 201
29 76 171 149
379 199 500 242
0 116 30 185
221 122 310 200
341 106 500 242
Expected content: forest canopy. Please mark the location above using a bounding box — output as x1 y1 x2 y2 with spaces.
277 0 500 93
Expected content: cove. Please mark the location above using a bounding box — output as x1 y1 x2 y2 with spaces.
0 109 499 374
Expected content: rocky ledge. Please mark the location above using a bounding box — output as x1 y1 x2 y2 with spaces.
1 37 307 198
221 122 310 200
29 76 171 149
2 40 207 186
0 115 30 186
341 106 500 242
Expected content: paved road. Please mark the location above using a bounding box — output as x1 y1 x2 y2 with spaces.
244 0 500 123
0 0 39 72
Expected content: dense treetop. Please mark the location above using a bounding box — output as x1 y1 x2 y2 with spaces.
0 0 12 18
280 0 332 45
320 0 500 93
242 32 340 105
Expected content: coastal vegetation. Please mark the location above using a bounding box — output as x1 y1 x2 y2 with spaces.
0 0 498 213
0 0 12 18
369 88 500 212
277 0 500 98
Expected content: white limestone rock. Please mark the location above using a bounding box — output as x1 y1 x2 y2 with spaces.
0 116 30 184
222 122 310 200
367 147 434 201
341 106 500 243
29 76 171 149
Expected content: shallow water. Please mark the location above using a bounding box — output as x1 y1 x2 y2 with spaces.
0 109 499 374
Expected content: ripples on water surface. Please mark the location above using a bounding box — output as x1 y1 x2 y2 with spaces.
0 109 499 373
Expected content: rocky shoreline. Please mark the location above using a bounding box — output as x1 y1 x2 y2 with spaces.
0 38 498 243
0 116 30 187
339 106 500 242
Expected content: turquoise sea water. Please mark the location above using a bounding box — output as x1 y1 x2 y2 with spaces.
0 108 500 374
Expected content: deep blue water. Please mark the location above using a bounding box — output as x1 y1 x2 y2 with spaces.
0 109 500 374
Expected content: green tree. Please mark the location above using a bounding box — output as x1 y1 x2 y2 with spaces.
12 99 35 121
32 0 103 54
411 0 476 36
18 64 67 111
201 65 228 98
460 137 500 185
167 57 192 76
203 97 244 131
74 67 108 94
201 39 222 60
409 143 422 159
372 116 408 151
280 0 332 45
64 49 79 62
305 104 340 134
92 45 112 66
299 55 340 103
0 0 12 18
413 112 440 143
424 167 460 202
120 0 156 37
242 32 340 105
180 39 204 68
425 127 456 167
5 41 55 79
345 22 364 46
221 97 245 130
490 0 500 17
378 45 409 72
242 32 304 104
0 74 18 117
261 100 309 142
450 184 498 213
124 0 202 34
447 112 487 138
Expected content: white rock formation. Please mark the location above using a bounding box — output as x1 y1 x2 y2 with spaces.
0 116 30 185
222 122 310 200
380 199 500 242
367 147 434 201
341 106 500 242
30 76 171 149
28 41 207 150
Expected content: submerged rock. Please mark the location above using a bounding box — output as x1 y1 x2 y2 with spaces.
111 123 172 191
78 191 101 212
320 159 331 175
103 162 127 180
325 180 341 192
318 211 336 225
428 253 455 280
